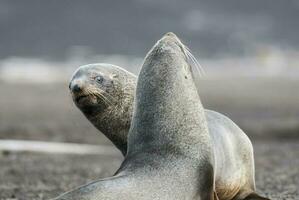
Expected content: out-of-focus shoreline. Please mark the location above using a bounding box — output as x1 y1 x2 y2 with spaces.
0 77 298 144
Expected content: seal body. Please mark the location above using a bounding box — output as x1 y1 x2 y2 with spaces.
55 33 214 200
69 68 264 200
66 33 270 200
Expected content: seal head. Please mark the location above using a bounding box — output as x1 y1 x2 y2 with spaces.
69 63 136 155
127 32 212 157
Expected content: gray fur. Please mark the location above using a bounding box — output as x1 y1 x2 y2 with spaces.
54 33 214 200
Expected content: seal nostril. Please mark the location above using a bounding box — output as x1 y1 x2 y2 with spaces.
72 84 81 93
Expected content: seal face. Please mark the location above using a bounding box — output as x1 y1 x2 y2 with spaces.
70 64 117 114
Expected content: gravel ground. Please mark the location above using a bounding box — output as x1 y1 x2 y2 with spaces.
0 81 298 199
0 140 298 200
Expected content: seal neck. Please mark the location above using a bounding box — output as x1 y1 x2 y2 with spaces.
89 105 129 156
88 79 135 156
127 34 210 157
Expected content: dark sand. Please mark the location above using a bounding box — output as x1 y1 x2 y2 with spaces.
0 140 298 200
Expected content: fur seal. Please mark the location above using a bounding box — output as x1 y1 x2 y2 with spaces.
54 32 215 200
69 39 270 199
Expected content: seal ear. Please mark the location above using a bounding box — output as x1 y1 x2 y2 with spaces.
110 73 118 79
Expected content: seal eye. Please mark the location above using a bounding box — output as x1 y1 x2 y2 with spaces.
95 75 104 83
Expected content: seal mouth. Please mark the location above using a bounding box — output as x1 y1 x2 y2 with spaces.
74 94 94 105
76 95 89 102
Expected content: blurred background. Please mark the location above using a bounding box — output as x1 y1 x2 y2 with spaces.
0 0 298 199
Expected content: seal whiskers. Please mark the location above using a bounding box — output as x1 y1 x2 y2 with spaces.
183 44 205 76
89 88 112 106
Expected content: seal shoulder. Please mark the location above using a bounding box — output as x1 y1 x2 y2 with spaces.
205 109 253 147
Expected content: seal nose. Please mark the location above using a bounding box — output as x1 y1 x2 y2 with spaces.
72 83 82 93
160 32 180 44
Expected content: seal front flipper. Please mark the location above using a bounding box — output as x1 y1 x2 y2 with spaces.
231 192 271 200
242 193 270 200
214 191 220 200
